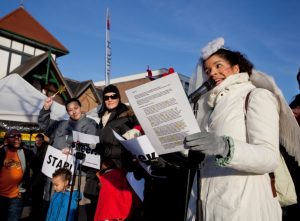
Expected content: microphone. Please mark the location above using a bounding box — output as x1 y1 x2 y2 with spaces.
188 78 216 104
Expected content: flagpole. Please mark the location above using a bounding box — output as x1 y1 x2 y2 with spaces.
105 8 111 86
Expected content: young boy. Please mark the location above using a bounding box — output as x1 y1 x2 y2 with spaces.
46 168 79 221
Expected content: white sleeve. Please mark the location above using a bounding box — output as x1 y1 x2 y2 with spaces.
228 88 280 174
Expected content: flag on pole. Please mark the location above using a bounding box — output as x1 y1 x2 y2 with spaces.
297 67 300 89
105 8 111 86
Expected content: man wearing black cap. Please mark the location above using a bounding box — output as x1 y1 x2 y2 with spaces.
0 129 33 221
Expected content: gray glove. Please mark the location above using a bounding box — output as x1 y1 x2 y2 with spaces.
184 131 229 157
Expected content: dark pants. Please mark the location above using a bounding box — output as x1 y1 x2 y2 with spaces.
85 196 98 221
29 186 45 221
280 146 300 221
142 170 188 221
282 204 300 221
0 195 23 221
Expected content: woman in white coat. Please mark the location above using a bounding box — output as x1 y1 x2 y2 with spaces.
184 38 283 221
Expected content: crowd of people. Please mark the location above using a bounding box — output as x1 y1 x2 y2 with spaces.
0 37 299 221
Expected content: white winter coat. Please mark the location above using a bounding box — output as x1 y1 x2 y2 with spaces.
187 73 282 221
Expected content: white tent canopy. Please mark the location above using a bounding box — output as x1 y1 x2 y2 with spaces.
86 104 101 123
0 73 68 123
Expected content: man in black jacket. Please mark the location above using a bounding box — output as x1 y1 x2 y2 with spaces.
29 133 48 221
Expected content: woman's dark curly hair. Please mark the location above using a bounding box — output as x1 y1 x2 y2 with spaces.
203 48 254 76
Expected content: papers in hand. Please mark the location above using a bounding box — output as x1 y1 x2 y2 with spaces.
125 73 200 155
126 172 145 201
42 145 75 178
113 130 162 177
72 131 100 169
42 132 100 178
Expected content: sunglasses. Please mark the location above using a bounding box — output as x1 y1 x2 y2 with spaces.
7 134 21 139
104 94 119 101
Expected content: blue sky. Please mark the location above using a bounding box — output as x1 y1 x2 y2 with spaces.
2 0 300 102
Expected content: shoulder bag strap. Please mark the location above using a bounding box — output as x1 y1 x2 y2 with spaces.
244 90 277 197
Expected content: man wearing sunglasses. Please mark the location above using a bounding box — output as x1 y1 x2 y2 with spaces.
0 129 33 221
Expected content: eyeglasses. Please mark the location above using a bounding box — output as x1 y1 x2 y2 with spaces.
104 94 119 101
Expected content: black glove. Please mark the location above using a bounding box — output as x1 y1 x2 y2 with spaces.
95 143 104 155
149 154 188 177
149 157 170 177
95 142 122 159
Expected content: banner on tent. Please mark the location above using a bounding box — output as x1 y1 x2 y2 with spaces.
0 131 39 142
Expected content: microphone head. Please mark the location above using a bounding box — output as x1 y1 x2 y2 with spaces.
188 78 216 104
203 78 216 90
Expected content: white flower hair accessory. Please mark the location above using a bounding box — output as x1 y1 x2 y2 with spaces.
201 37 225 60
